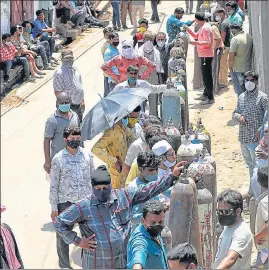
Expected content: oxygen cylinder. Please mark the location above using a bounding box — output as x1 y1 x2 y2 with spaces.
178 30 189 56
162 79 182 129
161 226 172 251
249 197 257 234
195 175 214 269
188 152 217 256
168 169 202 266
177 132 204 164
193 24 203 90
165 118 182 152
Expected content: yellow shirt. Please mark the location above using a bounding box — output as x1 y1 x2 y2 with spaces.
125 159 139 187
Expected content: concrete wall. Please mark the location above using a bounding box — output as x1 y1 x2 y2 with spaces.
248 1 269 95
1 1 11 36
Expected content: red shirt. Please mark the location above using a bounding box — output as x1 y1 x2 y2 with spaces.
101 55 156 83
0 43 17 62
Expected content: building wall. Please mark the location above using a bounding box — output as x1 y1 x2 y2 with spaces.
248 1 269 95
1 0 11 35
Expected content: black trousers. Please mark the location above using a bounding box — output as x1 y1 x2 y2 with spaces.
56 7 70 24
200 57 214 100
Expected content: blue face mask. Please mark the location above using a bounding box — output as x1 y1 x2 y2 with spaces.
26 27 31 33
144 174 158 182
59 103 70 113
122 118 129 126
128 76 137 85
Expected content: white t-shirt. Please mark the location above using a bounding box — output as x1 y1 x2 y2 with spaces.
255 192 268 251
125 137 147 166
214 220 253 269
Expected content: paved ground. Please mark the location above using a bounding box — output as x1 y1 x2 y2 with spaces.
1 1 253 269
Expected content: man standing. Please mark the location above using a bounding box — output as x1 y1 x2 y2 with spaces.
215 8 231 88
225 1 243 24
214 189 253 269
54 163 186 269
43 92 80 174
155 32 173 83
233 71 268 185
150 0 160 23
127 201 168 269
50 125 94 269
39 0 54 27
103 32 120 95
166 8 194 43
101 40 156 84
185 0 194 14
229 22 253 96
91 114 136 189
185 12 214 105
168 243 200 269
254 166 268 269
132 0 146 33
53 50 85 123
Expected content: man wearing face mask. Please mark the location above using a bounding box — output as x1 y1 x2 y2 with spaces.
233 71 268 191
127 200 168 269
54 162 186 269
138 31 163 116
166 8 194 43
229 22 253 96
225 1 243 25
101 40 156 84
53 50 85 123
214 189 253 269
43 92 80 174
103 32 120 95
50 125 94 269
91 112 136 189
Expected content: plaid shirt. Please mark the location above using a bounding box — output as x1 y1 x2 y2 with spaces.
54 173 177 269
0 43 17 62
233 89 268 143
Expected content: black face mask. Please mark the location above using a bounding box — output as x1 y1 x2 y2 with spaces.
92 185 112 202
66 140 80 149
218 213 237 226
112 41 119 47
147 224 164 237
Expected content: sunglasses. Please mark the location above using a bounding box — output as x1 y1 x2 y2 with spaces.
216 208 235 215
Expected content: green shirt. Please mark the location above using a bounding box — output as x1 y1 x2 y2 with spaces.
230 32 253 73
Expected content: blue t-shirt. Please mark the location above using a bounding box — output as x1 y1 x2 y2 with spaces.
32 18 48 38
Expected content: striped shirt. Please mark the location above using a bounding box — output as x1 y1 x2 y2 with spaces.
233 89 268 143
54 173 177 269
53 65 84 105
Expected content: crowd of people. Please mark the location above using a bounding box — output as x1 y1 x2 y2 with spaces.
1 0 268 270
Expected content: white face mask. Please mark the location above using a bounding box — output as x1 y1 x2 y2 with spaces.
144 40 154 53
122 47 134 59
5 41 12 46
245 81 256 91
215 15 221 22
163 159 176 168
157 40 165 48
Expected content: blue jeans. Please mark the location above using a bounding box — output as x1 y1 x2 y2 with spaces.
231 71 245 96
240 142 259 180
3 57 30 80
111 1 121 27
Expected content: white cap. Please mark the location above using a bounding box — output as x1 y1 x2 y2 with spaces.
152 140 172 156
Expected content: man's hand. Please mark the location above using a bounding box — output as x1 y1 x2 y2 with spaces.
239 115 247 125
43 162 51 174
256 150 268 160
229 66 233 73
79 235 97 251
255 130 260 141
51 211 59 222
183 25 190 32
30 51 37 57
172 161 188 177
114 158 122 173
254 234 265 246
190 41 198 46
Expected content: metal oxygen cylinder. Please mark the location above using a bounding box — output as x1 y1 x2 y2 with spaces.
165 118 182 153
195 174 214 269
168 169 202 266
187 151 217 256
162 78 182 129
161 225 172 251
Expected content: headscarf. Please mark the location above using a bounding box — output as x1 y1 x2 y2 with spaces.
121 40 136 59
1 205 22 269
